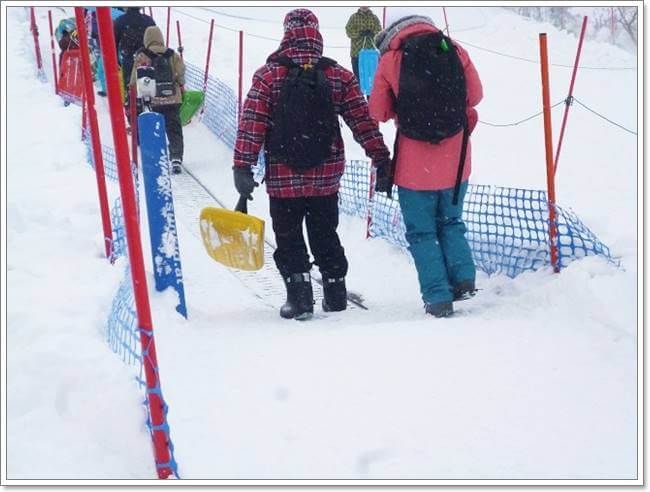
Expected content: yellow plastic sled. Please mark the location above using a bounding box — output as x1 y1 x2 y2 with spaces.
199 196 265 271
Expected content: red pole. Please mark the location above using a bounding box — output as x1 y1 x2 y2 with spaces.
130 85 138 168
238 30 244 119
442 7 450 35
611 7 615 43
203 19 215 93
539 33 559 273
81 89 87 140
29 7 44 73
47 10 58 94
382 7 387 29
96 7 173 479
176 20 183 61
554 16 587 174
165 6 171 47
148 6 154 20
74 7 113 260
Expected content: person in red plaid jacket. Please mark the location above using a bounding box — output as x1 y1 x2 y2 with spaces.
233 8 391 320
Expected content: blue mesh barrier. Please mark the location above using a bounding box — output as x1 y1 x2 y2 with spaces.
344 160 619 277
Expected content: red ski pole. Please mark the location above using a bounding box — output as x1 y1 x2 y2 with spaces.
29 7 44 74
176 20 183 61
47 10 58 94
96 7 174 479
554 16 587 174
74 7 113 260
165 6 171 47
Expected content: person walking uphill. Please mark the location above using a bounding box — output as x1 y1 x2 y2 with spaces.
234 9 392 320
369 15 483 318
114 7 155 92
130 26 186 173
345 7 382 79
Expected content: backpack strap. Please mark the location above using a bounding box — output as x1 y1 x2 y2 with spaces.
451 122 470 206
273 56 298 69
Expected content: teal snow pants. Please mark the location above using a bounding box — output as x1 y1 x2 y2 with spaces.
398 182 476 305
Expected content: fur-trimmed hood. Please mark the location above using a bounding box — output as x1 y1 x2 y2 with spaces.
374 15 436 54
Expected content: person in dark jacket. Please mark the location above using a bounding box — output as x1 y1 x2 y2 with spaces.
233 8 392 320
113 7 155 91
345 7 382 79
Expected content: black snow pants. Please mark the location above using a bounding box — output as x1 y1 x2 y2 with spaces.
156 104 184 162
269 194 349 280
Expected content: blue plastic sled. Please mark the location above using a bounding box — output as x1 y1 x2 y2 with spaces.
358 48 379 96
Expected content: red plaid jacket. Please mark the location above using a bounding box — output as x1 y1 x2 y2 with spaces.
234 14 390 198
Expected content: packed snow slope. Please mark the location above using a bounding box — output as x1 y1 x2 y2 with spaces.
7 6 638 481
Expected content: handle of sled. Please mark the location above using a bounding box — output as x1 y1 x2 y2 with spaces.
235 195 248 214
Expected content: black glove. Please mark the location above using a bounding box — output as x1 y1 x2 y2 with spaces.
233 166 259 200
375 164 394 198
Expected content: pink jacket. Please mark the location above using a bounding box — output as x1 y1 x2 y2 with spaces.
369 23 483 191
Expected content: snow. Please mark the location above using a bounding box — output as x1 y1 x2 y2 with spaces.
5 4 639 483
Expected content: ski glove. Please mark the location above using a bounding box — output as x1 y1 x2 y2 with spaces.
375 164 394 198
233 166 259 200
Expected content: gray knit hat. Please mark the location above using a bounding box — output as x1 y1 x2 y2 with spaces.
374 15 435 55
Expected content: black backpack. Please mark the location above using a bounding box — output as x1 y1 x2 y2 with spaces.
396 32 467 143
120 23 149 55
396 32 470 205
266 56 338 170
142 48 176 98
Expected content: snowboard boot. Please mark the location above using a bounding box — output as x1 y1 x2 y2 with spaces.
171 159 183 174
280 273 314 320
453 280 477 301
425 301 454 318
322 276 347 312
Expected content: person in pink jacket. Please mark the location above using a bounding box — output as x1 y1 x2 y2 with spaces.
369 15 483 318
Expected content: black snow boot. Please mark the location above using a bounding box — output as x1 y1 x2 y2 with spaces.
280 273 314 320
425 301 454 318
453 280 477 301
322 276 347 312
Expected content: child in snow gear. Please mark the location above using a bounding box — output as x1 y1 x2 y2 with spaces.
130 26 186 174
345 7 382 80
369 15 483 317
114 7 155 92
234 9 391 320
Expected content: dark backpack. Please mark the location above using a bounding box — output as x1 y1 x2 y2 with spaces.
120 23 148 55
142 48 176 98
266 56 338 170
396 32 467 143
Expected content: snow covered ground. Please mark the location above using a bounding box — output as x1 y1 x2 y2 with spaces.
5 4 640 482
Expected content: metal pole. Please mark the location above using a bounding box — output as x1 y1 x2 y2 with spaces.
176 20 183 61
74 7 113 260
539 33 560 273
29 7 44 73
165 6 171 47
148 6 154 20
382 6 386 29
443 7 450 35
47 10 58 94
554 16 587 174
96 7 173 479
238 30 244 119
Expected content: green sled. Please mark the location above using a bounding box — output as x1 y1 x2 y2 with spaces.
180 90 205 126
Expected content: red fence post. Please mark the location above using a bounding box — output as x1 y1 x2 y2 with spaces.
238 30 244 119
539 33 559 273
96 7 173 479
47 10 58 94
29 7 44 74
176 20 183 61
130 85 138 168
165 6 171 47
554 16 587 174
74 7 113 260
203 19 215 93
